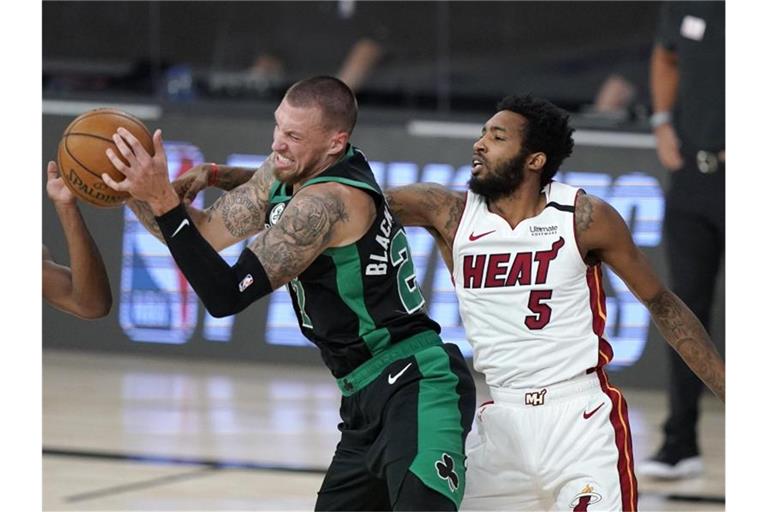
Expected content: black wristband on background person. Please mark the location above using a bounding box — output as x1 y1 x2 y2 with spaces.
155 203 272 317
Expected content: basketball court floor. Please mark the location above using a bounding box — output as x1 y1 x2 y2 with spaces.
43 349 725 511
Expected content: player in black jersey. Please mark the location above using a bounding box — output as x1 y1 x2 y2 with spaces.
102 76 475 511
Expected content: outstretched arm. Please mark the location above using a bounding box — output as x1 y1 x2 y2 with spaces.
43 161 112 319
107 128 273 251
575 191 724 401
173 162 261 204
385 183 465 271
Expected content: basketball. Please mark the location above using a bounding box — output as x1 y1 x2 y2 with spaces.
57 108 154 208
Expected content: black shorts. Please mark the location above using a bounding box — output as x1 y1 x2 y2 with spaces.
316 339 476 511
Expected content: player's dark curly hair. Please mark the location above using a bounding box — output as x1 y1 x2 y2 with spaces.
496 95 574 186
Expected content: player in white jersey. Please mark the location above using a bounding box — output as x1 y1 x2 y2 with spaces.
385 95 725 511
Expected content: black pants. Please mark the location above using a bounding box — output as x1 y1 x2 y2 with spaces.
315 343 476 511
662 157 725 455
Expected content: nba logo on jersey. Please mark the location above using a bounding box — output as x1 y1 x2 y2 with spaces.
238 274 254 292
524 389 547 406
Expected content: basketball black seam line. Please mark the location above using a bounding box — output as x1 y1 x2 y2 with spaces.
65 132 115 144
63 135 125 186
64 109 148 137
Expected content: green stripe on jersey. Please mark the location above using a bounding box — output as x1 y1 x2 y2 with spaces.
268 180 281 198
409 347 465 506
326 245 391 355
303 176 379 195
270 182 291 203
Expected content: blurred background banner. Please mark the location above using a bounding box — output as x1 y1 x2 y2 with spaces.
42 1 723 391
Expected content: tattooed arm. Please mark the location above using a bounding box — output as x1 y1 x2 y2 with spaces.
104 128 273 250
644 290 724 400
127 158 273 251
385 183 465 272
247 182 364 289
149 180 368 318
173 161 265 203
575 191 725 401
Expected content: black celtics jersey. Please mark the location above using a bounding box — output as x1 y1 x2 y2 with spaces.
265 145 440 378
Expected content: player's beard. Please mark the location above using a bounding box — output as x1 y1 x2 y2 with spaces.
468 151 528 201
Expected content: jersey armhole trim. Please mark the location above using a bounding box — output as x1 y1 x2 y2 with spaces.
572 188 591 266
450 191 470 256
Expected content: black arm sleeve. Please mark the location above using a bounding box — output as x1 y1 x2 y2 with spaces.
155 203 272 318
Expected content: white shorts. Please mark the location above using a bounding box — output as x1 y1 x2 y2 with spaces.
462 370 637 511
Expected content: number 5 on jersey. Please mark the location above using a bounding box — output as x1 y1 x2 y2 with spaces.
525 289 553 330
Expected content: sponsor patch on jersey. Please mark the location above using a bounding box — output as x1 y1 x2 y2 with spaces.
530 225 559 236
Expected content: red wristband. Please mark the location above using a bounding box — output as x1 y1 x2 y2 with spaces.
208 163 219 187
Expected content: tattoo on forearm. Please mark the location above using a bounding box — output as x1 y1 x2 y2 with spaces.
387 184 464 246
208 187 265 238
646 290 725 400
131 200 163 240
175 180 193 199
219 166 258 190
384 191 409 222
443 195 464 246
253 193 349 285
575 192 595 233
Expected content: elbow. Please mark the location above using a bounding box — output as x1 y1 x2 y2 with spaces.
76 298 113 320
204 299 238 319
201 286 268 318
207 307 234 319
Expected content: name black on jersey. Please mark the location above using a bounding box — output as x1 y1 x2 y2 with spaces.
265 145 440 378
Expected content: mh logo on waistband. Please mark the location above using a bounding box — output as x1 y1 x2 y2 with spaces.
524 389 547 406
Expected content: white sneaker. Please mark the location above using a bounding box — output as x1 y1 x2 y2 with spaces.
636 455 704 480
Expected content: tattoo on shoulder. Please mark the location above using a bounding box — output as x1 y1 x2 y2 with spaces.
252 191 349 284
575 191 595 234
280 193 349 247
387 184 464 243
442 192 465 243
425 185 465 240
252 161 275 190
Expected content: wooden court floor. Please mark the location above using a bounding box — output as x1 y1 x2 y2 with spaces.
43 350 725 511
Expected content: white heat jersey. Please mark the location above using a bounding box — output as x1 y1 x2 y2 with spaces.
453 181 612 389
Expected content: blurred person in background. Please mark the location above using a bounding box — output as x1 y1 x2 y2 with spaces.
43 161 112 319
220 1 388 92
591 74 638 115
637 1 725 481
246 36 383 93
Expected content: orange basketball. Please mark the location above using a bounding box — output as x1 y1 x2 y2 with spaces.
57 108 154 208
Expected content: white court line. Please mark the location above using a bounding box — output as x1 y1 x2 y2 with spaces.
407 120 656 149
43 100 162 120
